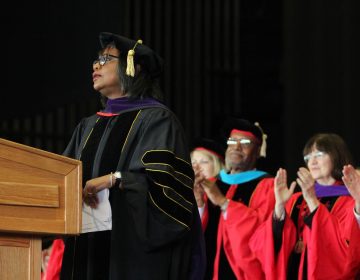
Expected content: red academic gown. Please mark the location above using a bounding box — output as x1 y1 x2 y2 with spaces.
202 177 275 280
250 192 360 280
43 239 65 280
343 214 360 279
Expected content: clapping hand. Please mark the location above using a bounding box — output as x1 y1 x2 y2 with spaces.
201 179 227 207
342 164 360 214
274 168 296 219
193 165 206 207
296 167 318 212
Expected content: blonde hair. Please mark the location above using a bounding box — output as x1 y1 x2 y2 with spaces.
191 149 225 178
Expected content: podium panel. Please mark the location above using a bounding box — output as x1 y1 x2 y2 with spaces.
0 138 82 280
0 234 41 280
0 138 82 235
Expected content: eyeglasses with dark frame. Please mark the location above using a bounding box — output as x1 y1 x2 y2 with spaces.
227 138 253 147
93 54 119 66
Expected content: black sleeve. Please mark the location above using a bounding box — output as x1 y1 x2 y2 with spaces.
272 215 285 254
118 108 196 250
303 207 318 229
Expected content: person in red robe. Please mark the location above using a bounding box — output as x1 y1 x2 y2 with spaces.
191 138 226 231
194 117 275 280
342 164 360 279
41 239 65 280
250 133 360 280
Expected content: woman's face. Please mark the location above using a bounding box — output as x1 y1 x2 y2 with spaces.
305 146 335 185
191 150 215 179
92 46 124 98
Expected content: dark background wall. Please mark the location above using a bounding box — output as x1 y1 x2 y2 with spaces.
2 0 360 180
283 1 360 177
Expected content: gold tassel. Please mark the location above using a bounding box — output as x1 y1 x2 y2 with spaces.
126 49 135 77
126 39 143 77
255 122 267 158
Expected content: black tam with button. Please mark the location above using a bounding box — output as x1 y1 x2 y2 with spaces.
99 32 163 78
221 117 263 144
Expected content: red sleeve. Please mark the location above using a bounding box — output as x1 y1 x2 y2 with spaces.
305 197 359 279
249 178 277 222
249 194 298 280
44 239 65 280
343 214 360 279
201 195 209 231
220 178 276 279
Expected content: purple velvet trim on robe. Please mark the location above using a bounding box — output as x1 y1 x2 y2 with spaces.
315 182 350 198
100 97 165 114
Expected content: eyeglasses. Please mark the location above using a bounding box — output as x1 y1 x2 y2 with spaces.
227 138 252 147
303 151 326 163
93 54 119 66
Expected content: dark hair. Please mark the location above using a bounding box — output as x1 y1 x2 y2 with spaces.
303 133 353 181
100 43 163 107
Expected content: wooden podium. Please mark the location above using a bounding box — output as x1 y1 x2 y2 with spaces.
0 138 82 280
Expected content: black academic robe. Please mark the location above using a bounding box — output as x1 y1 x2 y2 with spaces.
60 106 200 280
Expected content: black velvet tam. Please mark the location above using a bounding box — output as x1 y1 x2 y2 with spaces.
99 32 163 78
221 117 263 144
191 138 226 160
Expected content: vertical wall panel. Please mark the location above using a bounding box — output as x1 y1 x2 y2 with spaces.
2 0 283 174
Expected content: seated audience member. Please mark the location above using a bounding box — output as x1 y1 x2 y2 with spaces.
41 238 64 280
191 138 225 279
195 117 275 280
341 164 360 279
250 133 360 280
191 138 225 218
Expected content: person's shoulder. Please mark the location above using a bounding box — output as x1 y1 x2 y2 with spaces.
141 105 181 123
77 113 99 123
259 171 275 180
142 104 172 114
335 194 356 207
251 176 275 198
258 176 275 187
76 114 100 127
